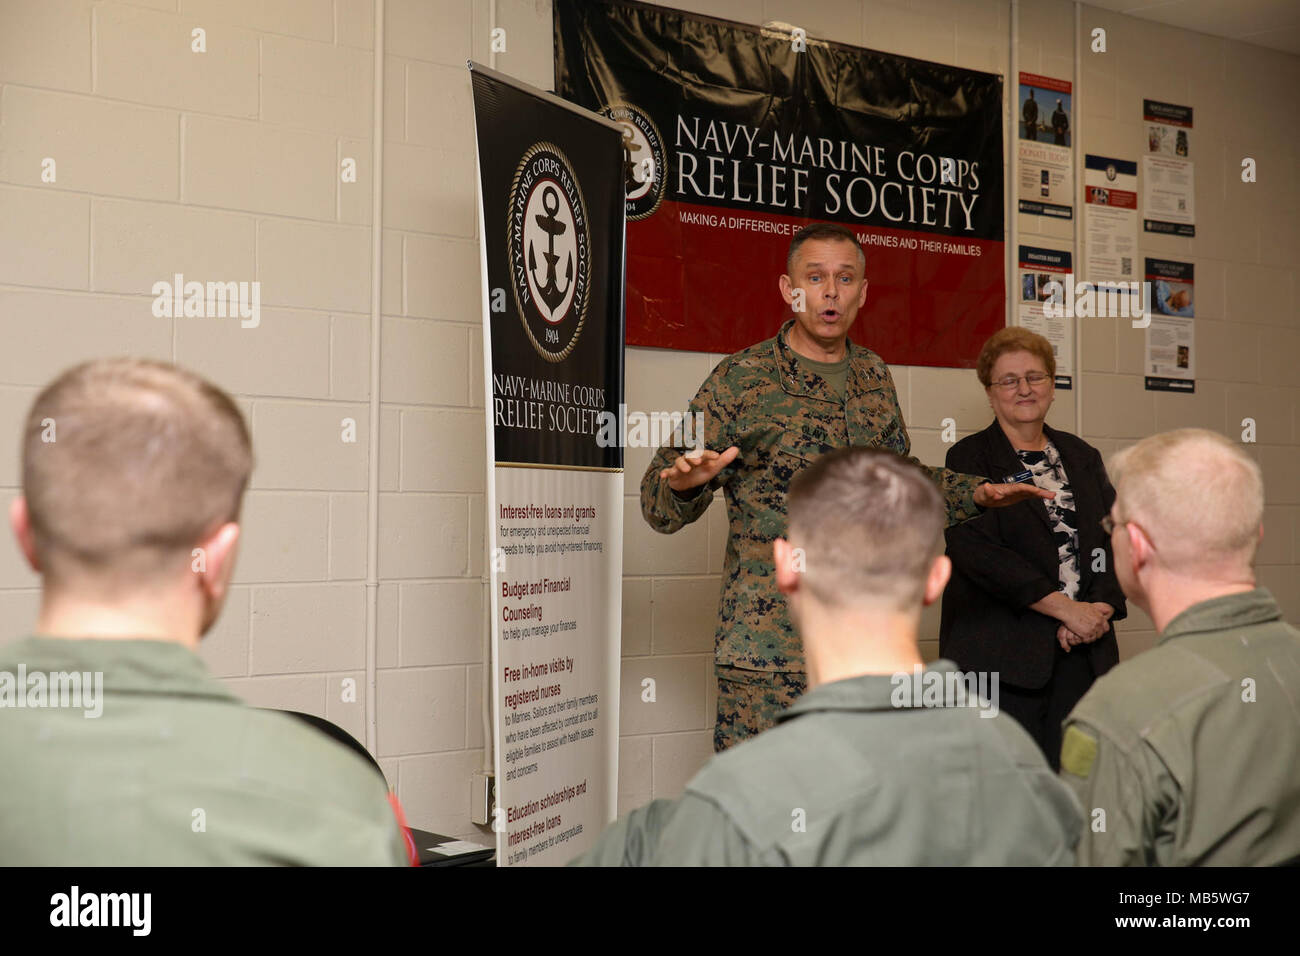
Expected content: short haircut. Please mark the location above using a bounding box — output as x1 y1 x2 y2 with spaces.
1109 429 1264 571
22 358 253 587
786 222 865 274
786 447 944 611
976 326 1056 387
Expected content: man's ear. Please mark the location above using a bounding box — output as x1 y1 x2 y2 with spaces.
855 277 869 309
922 554 951 607
1126 522 1152 574
9 497 41 573
778 274 795 306
193 522 241 603
774 537 800 596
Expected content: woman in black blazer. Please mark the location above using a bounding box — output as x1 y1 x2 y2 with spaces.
941 328 1126 770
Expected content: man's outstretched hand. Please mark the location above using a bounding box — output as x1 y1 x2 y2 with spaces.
974 481 1055 509
660 446 740 493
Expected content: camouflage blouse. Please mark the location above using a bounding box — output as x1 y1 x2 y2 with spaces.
640 318 989 672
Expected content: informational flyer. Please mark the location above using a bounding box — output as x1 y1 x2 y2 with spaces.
1143 258 1195 392
1017 245 1074 389
1084 155 1138 290
1142 100 1195 236
1144 315 1195 392
1149 257 1196 392
1017 73 1073 220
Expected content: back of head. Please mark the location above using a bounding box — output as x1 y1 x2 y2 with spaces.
22 358 253 594
1109 428 1263 574
786 447 944 612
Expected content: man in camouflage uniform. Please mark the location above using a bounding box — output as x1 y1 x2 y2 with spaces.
1061 429 1300 865
641 222 1052 752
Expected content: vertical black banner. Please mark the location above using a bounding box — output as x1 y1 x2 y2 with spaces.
470 64 626 469
470 63 626 868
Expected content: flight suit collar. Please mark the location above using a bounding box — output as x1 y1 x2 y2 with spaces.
776 659 965 720
773 317 863 403
5 635 240 702
1158 587 1283 644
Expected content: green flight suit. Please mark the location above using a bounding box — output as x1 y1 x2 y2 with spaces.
640 318 989 748
1061 588 1300 866
0 637 408 865
570 660 1083 865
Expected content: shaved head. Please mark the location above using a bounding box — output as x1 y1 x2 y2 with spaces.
786 447 944 611
1110 429 1264 574
22 358 252 593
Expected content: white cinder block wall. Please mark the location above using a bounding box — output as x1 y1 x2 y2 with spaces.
0 0 1296 843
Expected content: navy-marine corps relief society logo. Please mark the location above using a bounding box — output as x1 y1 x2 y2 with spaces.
603 103 665 221
507 142 591 363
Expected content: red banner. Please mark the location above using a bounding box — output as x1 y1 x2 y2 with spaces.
629 202 1002 364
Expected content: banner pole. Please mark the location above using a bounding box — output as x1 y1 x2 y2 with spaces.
364 0 385 756
1008 0 1018 331
1073 0 1085 438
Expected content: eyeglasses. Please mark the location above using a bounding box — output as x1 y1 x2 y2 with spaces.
1100 515 1135 537
991 372 1052 391
1103 514 1156 550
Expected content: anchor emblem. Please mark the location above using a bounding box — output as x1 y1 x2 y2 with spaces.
603 104 665 221
527 185 572 318
507 143 590 361
619 122 644 191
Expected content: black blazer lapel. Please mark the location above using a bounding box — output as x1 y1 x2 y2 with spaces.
1045 423 1102 584
984 421 1053 533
